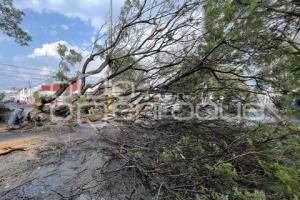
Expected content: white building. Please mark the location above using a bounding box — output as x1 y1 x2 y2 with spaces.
16 88 33 103
2 89 18 102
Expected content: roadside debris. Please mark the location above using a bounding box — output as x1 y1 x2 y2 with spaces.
0 147 26 156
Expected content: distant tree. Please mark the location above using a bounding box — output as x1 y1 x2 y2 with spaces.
0 0 31 45
32 91 40 102
0 92 4 108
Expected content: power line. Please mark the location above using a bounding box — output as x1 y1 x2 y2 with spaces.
0 71 53 90
0 62 55 72
0 73 48 80
2 71 51 79
1 68 53 77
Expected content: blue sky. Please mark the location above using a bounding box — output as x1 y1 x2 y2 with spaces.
0 0 124 90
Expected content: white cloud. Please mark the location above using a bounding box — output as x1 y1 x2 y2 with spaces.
28 40 80 58
15 0 125 29
60 24 69 30
27 40 93 64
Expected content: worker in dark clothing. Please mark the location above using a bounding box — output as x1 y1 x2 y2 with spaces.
295 99 300 109
7 108 24 128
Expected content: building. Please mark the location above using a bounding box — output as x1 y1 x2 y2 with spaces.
40 82 80 104
17 88 33 103
40 82 80 96
2 89 18 102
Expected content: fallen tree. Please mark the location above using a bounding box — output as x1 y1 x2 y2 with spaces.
22 1 300 199
88 120 300 199
33 0 299 117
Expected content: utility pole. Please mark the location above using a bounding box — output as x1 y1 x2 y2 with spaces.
28 80 32 104
108 0 113 112
109 0 113 45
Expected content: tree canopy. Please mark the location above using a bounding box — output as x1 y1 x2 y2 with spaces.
0 0 31 45
34 1 300 198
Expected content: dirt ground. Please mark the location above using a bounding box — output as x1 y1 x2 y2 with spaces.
0 122 150 200
0 125 6 133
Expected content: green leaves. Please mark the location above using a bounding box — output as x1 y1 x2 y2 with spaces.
66 49 82 65
202 0 300 105
223 3 236 22
276 168 299 192
56 44 82 81
0 0 31 45
162 150 180 162
57 44 68 57
213 163 237 180
269 164 300 194
165 122 299 198
233 188 266 200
